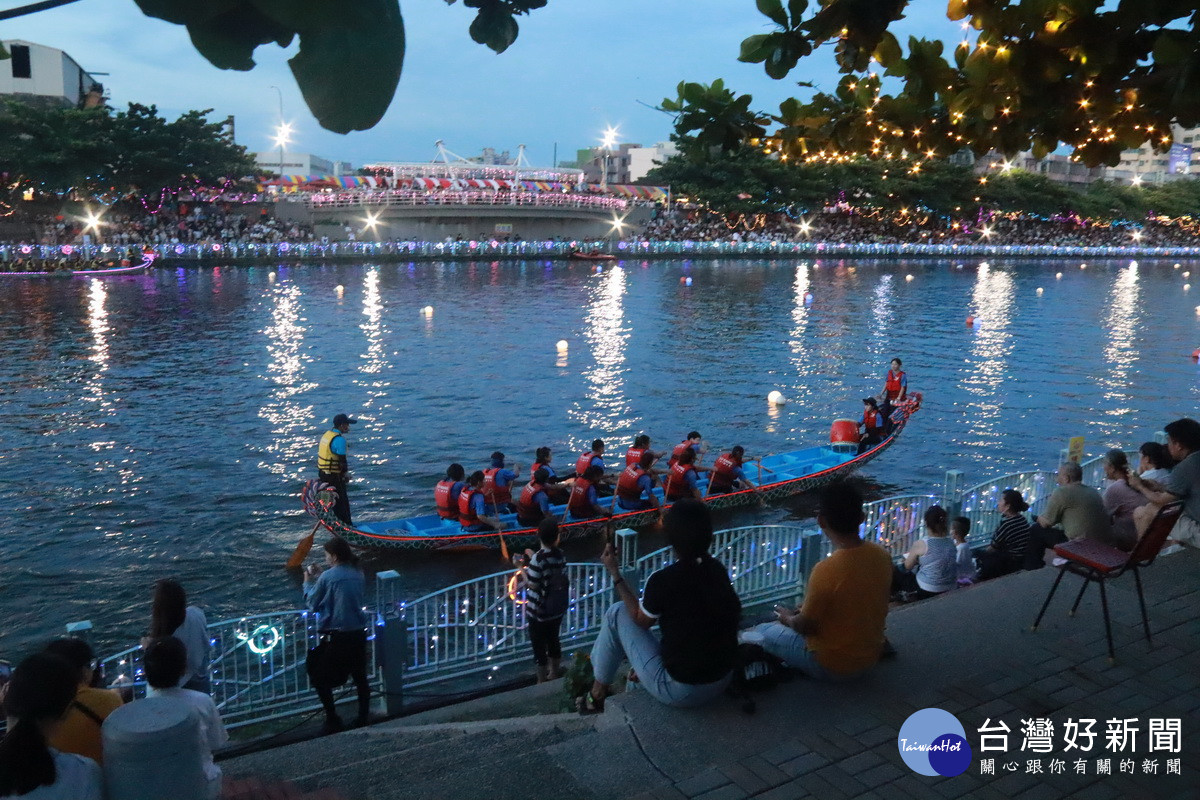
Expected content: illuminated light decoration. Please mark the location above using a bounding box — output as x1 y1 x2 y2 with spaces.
212 244 222 251
20 245 31 254
422 305 434 316
336 285 345 296
175 245 185 254
280 242 290 253
236 624 283 655
1037 287 1044 295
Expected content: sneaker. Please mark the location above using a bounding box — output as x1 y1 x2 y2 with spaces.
1051 557 1068 567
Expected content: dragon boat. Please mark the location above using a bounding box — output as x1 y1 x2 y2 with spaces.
1 250 156 278
301 394 921 551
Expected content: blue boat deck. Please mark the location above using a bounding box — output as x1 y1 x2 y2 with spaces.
354 444 858 539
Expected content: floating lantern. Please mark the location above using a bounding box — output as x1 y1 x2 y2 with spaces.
1193 348 1200 360
1080 263 1087 269
803 292 814 305
556 340 569 353
965 316 974 327
422 305 434 316
1175 264 1181 269
768 390 787 406
335 285 345 296
1036 287 1044 295
685 276 693 286
268 272 276 283
1056 272 1062 280
1186 284 1192 292
905 274 914 282
1185 272 1191 278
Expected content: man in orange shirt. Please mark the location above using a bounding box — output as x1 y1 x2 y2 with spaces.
45 638 123 764
745 481 893 679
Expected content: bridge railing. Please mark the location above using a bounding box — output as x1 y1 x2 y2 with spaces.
860 493 946 558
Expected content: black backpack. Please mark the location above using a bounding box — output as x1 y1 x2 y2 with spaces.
539 565 570 619
727 642 789 714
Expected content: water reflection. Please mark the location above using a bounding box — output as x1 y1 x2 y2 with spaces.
962 264 1015 446
568 266 633 435
871 274 894 358
84 279 110 414
777 262 812 435
258 282 316 480
1101 262 1140 418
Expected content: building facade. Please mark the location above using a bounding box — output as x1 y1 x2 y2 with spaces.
254 151 343 175
0 39 103 107
627 142 680 182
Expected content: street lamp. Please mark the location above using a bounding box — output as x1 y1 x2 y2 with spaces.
599 126 619 189
268 85 291 177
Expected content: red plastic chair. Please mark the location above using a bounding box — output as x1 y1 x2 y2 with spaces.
1031 501 1182 662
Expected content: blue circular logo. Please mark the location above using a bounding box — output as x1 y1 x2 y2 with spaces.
897 708 972 776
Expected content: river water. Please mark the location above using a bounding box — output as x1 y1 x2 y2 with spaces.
1 256 1197 656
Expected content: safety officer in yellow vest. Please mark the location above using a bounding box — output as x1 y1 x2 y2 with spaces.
317 413 356 524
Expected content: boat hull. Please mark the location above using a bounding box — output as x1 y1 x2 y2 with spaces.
301 396 921 551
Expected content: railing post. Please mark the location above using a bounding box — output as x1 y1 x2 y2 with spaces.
374 570 406 716
616 528 638 571
943 470 964 516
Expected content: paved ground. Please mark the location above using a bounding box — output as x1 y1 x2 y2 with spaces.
224 549 1200 800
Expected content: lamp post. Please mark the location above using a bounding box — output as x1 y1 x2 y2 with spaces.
600 126 619 189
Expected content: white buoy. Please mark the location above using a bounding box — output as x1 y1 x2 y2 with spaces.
1175 263 1181 269
1036 287 1044 295
556 340 569 352
335 284 345 296
268 271 276 283
421 305 433 315
1056 272 1062 280
768 390 787 406
1185 271 1192 278
1080 263 1087 269
905 274 914 282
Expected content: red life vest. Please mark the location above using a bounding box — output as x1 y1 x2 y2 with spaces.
709 453 741 493
664 461 696 501
457 486 481 527
885 369 906 401
616 464 646 502
482 467 512 505
516 481 546 522
435 479 458 519
575 451 599 476
669 440 694 466
568 477 595 517
625 447 646 467
862 409 882 432
531 461 551 479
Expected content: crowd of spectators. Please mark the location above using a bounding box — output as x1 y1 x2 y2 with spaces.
640 207 1200 248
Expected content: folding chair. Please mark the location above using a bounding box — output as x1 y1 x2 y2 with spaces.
1030 502 1182 663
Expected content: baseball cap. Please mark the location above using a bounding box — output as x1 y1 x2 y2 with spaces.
332 413 358 427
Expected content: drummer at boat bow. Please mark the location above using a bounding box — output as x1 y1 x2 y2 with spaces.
317 413 356 524
434 463 466 520
616 451 661 512
482 452 520 514
459 471 505 532
706 446 760 495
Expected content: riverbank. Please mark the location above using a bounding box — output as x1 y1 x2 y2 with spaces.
220 548 1200 799
3 239 1200 268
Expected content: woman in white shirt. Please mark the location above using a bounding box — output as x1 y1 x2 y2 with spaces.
0 652 103 800
1138 441 1173 484
148 579 210 693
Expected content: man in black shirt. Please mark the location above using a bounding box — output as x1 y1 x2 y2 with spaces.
580 500 741 712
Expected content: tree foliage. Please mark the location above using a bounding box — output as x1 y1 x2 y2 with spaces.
666 0 1200 167
644 146 1200 221
0 100 256 200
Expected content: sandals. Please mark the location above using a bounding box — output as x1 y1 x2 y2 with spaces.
576 691 606 715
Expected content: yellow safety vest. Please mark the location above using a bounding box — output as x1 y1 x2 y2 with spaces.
317 430 345 475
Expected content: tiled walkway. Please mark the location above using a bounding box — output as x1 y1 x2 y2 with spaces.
224 549 1199 800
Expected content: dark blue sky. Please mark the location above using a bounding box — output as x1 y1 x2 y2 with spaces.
8 0 963 167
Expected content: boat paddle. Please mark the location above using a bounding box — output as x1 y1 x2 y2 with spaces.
285 520 321 569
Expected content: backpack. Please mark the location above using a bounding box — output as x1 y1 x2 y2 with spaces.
727 642 789 714
539 566 570 620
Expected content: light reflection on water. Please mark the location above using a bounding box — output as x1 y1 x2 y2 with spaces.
1 257 1198 656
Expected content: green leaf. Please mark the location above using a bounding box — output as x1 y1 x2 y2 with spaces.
739 34 776 63
756 0 788 27
187 5 294 71
470 6 520 53
288 0 405 133
787 0 807 24
874 32 902 67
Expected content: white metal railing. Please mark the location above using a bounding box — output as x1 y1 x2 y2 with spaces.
87 444 1154 730
304 190 627 211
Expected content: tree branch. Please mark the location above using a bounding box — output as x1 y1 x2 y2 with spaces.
0 0 85 22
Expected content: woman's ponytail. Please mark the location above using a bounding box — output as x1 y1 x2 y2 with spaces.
0 652 79 796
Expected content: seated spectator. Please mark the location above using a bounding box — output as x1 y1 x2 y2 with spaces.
975 489 1031 581
951 517 976 584
1023 461 1114 569
147 579 211 693
581 499 741 711
1137 441 1173 484
748 481 892 679
0 652 103 800
142 637 227 799
1101 449 1148 550
1129 417 1200 549
44 638 123 765
892 506 957 599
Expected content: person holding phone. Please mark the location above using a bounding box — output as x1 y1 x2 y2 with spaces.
747 481 893 680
